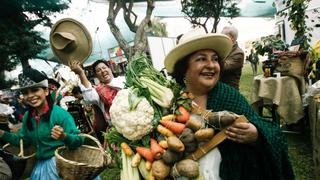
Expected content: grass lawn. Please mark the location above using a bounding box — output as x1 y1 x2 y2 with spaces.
100 62 315 179
240 62 315 180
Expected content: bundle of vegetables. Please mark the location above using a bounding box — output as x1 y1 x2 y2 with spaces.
104 54 180 178
109 89 241 179
105 54 241 179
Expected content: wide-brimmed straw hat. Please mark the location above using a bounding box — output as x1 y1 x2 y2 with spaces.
50 18 92 65
164 28 233 73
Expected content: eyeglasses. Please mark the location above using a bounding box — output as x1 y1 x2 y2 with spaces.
21 87 42 95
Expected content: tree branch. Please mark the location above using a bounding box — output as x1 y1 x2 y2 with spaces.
123 0 138 32
133 0 155 56
107 0 130 56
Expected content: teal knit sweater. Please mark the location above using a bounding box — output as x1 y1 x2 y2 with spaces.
1 105 84 160
208 82 294 180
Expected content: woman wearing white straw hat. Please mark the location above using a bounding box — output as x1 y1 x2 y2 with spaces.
0 67 85 180
164 28 294 180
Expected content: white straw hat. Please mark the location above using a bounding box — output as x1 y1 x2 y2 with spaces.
164 28 233 73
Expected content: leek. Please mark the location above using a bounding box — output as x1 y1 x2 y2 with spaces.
140 76 174 108
121 149 140 180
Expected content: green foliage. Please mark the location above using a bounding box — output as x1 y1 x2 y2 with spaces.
146 17 168 37
277 0 312 50
0 0 70 88
252 35 288 60
181 0 240 33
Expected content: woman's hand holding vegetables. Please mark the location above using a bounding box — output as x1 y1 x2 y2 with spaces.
51 125 67 140
225 122 258 144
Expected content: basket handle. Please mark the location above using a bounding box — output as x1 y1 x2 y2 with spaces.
79 133 111 166
18 139 24 157
79 133 103 150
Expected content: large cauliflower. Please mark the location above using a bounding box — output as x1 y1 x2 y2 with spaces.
110 88 154 141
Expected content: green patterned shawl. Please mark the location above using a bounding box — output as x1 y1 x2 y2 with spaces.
208 82 294 180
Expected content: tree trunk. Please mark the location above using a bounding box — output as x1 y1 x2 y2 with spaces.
0 70 6 89
212 17 220 33
21 59 30 70
132 0 154 57
107 0 155 60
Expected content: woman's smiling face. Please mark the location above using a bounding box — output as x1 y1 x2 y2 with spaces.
22 87 48 108
184 49 220 93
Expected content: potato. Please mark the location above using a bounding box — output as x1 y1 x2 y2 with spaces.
207 112 235 129
167 136 185 152
172 159 199 178
184 140 198 153
186 115 204 131
152 160 170 179
179 128 195 144
194 128 214 141
162 150 183 164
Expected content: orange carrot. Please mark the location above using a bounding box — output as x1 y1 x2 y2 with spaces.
121 142 134 156
136 147 154 162
150 138 164 159
160 120 186 134
176 106 190 123
157 125 175 137
161 114 176 121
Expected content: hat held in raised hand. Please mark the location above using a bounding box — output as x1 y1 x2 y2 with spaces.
50 18 92 65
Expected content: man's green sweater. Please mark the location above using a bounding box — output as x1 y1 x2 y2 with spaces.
208 82 294 180
1 105 84 160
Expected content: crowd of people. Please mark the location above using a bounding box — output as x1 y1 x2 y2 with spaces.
0 18 294 180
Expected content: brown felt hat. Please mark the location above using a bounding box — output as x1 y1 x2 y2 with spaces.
50 18 92 65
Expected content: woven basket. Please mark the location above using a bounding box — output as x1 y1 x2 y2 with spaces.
2 139 36 179
275 55 304 78
55 134 110 180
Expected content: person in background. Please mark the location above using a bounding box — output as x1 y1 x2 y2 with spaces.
164 28 294 179
11 94 28 122
220 26 245 90
70 60 122 143
71 86 94 124
49 18 120 143
247 48 260 76
0 91 12 139
0 67 85 180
